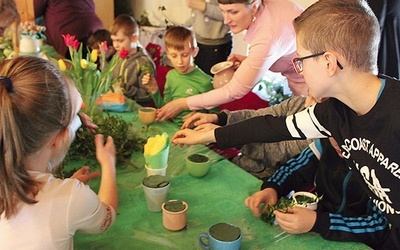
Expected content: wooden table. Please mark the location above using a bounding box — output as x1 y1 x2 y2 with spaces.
71 109 371 250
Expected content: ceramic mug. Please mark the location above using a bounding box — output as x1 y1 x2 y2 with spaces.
199 222 242 250
186 153 210 178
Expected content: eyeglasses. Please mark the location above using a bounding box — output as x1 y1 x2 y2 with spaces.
292 51 344 73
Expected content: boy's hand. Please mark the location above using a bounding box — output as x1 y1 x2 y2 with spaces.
172 128 216 147
245 188 278 217
194 123 220 132
274 207 316 234
142 73 159 94
181 112 218 129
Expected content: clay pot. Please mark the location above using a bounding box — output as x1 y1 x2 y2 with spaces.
162 200 188 231
211 61 235 89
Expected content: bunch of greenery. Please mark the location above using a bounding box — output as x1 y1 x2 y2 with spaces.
56 113 146 178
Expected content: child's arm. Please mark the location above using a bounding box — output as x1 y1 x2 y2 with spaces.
245 188 278 217
275 204 389 248
95 134 118 213
142 73 159 94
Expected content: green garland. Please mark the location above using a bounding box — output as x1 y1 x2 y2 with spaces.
56 113 146 178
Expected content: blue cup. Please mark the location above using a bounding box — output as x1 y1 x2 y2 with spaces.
199 222 242 250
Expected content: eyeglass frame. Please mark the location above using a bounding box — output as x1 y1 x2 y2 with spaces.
292 51 344 73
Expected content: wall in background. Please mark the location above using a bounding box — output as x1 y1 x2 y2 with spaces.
131 0 316 55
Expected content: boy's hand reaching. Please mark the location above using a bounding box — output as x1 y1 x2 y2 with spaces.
172 128 216 147
181 112 218 129
245 188 278 217
274 207 316 234
142 73 159 94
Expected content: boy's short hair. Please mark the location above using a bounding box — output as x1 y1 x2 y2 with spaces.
87 29 112 49
110 14 139 37
164 26 197 51
293 0 380 74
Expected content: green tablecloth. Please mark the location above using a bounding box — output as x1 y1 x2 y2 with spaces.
72 109 371 250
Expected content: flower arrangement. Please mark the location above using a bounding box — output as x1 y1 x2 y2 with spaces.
56 34 129 121
0 37 13 60
19 21 46 39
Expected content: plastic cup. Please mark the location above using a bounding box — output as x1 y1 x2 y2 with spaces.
145 164 167 177
142 175 170 212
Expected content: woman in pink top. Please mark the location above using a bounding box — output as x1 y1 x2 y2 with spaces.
156 0 306 121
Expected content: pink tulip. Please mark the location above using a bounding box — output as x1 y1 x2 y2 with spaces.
62 34 80 50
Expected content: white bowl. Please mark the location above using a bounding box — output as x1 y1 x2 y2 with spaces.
292 191 319 210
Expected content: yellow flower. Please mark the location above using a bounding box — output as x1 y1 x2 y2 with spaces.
58 59 67 71
80 59 88 69
90 49 98 62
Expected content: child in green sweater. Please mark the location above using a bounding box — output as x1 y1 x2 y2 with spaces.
142 26 216 126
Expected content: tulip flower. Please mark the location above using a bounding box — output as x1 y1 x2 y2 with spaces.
58 59 67 71
119 47 129 59
90 49 98 62
57 33 128 119
80 59 88 69
62 34 78 50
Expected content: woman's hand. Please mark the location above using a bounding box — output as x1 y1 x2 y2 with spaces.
172 128 216 147
70 166 101 183
156 98 188 121
228 54 247 70
181 112 218 129
274 207 317 234
142 73 159 94
245 188 278 217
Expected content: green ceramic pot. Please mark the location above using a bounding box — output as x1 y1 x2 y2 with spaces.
186 153 210 178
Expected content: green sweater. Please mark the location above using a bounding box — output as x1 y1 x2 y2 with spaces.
152 67 216 126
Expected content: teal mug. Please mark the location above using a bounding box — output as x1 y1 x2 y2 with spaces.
199 222 242 250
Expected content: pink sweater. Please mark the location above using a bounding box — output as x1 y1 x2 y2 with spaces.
187 0 305 110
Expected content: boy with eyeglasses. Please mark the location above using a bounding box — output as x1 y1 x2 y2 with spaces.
172 0 400 247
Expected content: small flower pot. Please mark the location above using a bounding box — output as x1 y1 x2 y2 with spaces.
186 153 210 178
162 200 188 231
292 191 319 210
